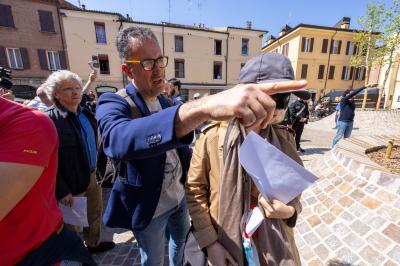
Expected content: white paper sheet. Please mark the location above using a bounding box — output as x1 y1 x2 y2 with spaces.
58 196 89 227
239 131 318 204
245 206 264 236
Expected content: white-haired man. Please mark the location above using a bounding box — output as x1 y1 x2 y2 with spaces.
44 70 115 254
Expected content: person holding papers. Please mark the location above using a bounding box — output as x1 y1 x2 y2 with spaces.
186 53 311 266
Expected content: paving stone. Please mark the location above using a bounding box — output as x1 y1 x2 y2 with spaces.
329 189 344 200
294 234 305 249
361 197 383 209
364 216 388 230
303 232 320 246
367 232 392 251
377 206 400 223
387 245 400 264
330 205 344 216
335 246 360 264
332 222 350 236
322 198 335 208
296 221 311 234
331 177 343 186
307 215 322 227
314 243 330 260
382 223 400 244
306 196 318 205
338 183 353 193
325 235 342 251
321 212 336 225
343 232 365 251
383 260 399 266
313 203 327 215
324 185 335 193
308 259 324 266
338 196 354 208
365 184 379 193
375 190 398 203
340 211 354 222
349 220 372 236
314 224 332 239
349 189 366 201
353 179 368 189
299 245 317 261
359 246 385 266
347 203 369 218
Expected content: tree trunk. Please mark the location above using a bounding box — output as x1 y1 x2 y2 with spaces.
362 33 373 109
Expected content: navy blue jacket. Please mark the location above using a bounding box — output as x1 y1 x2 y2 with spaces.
96 83 193 231
338 87 365 122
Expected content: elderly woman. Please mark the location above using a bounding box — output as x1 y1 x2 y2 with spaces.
44 70 115 254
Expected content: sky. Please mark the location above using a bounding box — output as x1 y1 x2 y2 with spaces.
74 0 392 36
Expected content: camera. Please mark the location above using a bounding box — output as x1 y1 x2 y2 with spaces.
0 67 13 90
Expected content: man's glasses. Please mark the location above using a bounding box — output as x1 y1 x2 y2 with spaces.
271 93 291 110
125 56 168 71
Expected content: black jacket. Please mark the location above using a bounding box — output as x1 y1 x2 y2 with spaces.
338 87 365 122
288 100 309 125
46 104 98 200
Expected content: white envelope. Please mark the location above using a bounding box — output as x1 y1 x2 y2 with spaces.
58 196 89 227
239 131 318 204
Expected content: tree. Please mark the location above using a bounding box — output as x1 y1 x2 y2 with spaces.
350 2 385 109
378 0 400 109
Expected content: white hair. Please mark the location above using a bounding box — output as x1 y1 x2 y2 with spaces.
44 70 83 103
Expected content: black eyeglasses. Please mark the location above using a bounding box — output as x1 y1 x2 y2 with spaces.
271 93 291 109
125 56 169 71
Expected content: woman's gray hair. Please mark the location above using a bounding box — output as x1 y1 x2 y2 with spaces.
116 26 158 59
44 70 83 103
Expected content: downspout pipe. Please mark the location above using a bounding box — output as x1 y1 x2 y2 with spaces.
56 3 68 68
323 30 337 99
225 32 229 87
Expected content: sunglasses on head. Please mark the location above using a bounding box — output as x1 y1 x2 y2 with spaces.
271 93 291 109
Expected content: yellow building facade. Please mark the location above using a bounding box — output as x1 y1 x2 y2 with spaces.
60 8 266 101
262 19 366 100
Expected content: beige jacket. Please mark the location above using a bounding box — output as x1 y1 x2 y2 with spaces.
186 120 303 265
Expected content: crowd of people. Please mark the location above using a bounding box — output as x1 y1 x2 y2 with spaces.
0 26 319 266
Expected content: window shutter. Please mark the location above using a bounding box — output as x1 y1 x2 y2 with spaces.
341 66 346 80
329 66 335 79
337 40 342 54
38 49 48 70
362 68 366 80
301 37 306 52
310 38 314 52
322 39 328 53
330 40 334 54
345 41 350 55
0 4 15 27
59 50 67 69
349 66 354 80
353 45 358 55
38 10 55 32
0 46 8 67
301 64 308 79
318 65 325 79
20 48 30 69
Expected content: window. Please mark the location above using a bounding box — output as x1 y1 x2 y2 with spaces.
38 10 55 32
321 39 329 53
98 54 110 74
0 4 14 27
318 65 325 79
341 66 354 80
175 36 183 52
355 67 366 80
330 40 342 54
241 38 249 55
328 66 335 80
301 37 314 52
213 62 222 79
214 40 222 55
94 22 107 44
281 43 289 56
397 96 400 103
6 48 23 69
47 51 61 70
301 64 308 79
175 59 185 78
240 63 246 69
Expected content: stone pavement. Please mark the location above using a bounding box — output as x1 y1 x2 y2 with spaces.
93 110 400 265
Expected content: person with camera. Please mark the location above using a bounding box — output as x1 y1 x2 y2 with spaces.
288 97 310 152
0 67 15 101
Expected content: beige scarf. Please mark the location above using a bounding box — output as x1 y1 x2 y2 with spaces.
217 119 301 266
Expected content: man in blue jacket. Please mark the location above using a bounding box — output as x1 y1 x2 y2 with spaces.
331 87 367 147
96 26 307 266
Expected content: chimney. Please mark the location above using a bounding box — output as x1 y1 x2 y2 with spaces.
266 35 276 45
81 4 86 10
334 17 351 29
279 25 292 37
246 20 252 29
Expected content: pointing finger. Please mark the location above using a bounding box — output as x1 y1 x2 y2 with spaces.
256 80 308 95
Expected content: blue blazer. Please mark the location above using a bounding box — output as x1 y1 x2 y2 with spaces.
96 83 193 231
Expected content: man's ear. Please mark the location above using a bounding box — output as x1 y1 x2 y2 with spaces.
121 64 133 79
